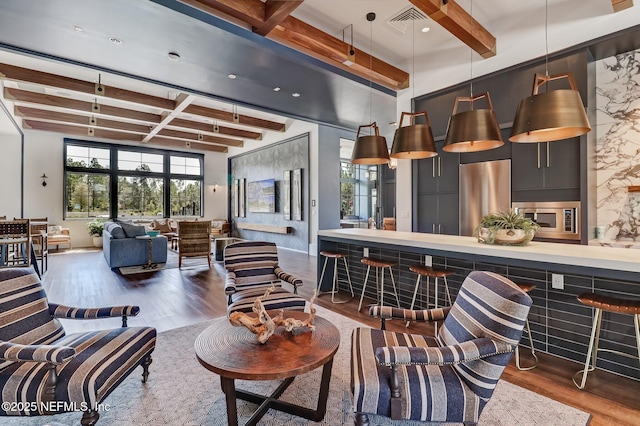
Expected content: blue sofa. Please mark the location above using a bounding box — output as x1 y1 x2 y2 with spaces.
103 222 168 268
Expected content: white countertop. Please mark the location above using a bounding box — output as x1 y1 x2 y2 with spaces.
318 228 640 274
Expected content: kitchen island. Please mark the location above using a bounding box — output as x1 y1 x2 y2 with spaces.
317 228 640 382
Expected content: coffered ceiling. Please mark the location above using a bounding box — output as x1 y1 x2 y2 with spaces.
0 0 638 152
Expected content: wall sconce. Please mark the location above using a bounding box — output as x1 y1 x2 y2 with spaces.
41 173 48 187
212 182 219 193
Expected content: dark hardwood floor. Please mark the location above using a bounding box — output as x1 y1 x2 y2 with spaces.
43 248 640 425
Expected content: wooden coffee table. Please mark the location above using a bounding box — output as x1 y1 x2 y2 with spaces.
195 311 340 426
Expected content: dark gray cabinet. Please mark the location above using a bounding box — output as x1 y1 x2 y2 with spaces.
511 139 580 191
414 142 460 235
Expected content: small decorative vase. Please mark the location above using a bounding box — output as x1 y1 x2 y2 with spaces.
494 229 528 245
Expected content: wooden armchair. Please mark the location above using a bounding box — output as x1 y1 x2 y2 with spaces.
177 221 211 268
0 267 156 425
47 225 72 250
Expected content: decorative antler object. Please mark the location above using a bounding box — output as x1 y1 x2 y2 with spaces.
228 286 316 344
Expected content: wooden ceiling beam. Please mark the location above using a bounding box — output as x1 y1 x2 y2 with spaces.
180 0 408 90
255 0 304 36
612 0 633 12
169 117 262 140
183 104 285 132
23 119 145 142
269 16 409 90
409 0 496 59
4 88 162 123
157 128 243 147
14 106 152 134
150 137 229 153
0 63 175 110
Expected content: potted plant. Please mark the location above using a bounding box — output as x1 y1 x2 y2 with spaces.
86 219 105 248
473 211 539 246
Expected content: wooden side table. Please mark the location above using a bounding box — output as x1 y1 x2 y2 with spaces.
195 311 340 426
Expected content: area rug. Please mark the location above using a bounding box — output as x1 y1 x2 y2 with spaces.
118 250 212 274
4 306 591 426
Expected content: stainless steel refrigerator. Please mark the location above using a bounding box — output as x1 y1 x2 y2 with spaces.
459 159 511 237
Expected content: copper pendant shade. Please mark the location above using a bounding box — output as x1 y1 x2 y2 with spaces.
390 111 437 159
510 73 591 143
351 122 389 165
443 92 504 153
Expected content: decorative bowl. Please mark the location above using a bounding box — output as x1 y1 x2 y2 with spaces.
476 227 535 246
147 230 160 237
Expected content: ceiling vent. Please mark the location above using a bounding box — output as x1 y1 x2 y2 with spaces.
387 6 428 34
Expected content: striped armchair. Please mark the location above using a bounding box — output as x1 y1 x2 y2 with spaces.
223 241 305 315
0 268 156 425
351 271 532 425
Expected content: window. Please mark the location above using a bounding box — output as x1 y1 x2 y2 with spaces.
64 140 204 219
339 138 379 221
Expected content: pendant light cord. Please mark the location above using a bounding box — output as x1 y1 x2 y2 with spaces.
469 0 473 100
412 17 415 114
369 16 373 134
545 0 549 77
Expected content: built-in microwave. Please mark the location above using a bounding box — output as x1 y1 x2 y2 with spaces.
512 201 581 240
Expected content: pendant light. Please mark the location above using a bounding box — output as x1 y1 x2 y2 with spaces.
509 0 590 143
443 0 503 153
390 16 437 160
351 12 389 165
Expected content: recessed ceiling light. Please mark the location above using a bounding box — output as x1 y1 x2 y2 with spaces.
167 52 181 61
228 74 237 79
74 26 84 33
273 87 281 92
292 92 301 97
421 27 430 33
109 37 122 45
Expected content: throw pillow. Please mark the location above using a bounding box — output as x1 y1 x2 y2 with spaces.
104 222 126 239
120 223 147 238
48 225 62 235
153 219 172 233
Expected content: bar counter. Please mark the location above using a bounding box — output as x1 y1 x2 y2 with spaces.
317 228 640 381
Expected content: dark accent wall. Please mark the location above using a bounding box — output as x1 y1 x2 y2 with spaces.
229 133 309 251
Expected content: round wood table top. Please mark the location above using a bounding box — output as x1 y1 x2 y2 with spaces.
195 311 340 381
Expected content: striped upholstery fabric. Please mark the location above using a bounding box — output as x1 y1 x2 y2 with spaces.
0 268 156 418
351 271 531 424
370 306 450 323
227 287 306 316
49 304 140 319
223 241 305 315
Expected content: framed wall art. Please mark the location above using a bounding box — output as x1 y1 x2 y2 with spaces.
292 168 302 221
283 170 291 220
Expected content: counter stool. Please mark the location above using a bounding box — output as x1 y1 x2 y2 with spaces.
406 265 454 331
317 251 354 304
514 283 539 370
573 292 640 389
358 257 400 311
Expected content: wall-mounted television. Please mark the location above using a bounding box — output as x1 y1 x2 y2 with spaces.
247 178 276 213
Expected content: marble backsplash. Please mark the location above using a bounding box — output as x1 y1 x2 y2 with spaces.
596 48 640 241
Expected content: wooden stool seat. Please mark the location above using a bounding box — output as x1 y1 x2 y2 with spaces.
573 292 640 389
361 258 396 268
358 257 399 311
514 283 539 370
409 265 455 278
406 264 454 331
318 251 354 304
577 292 640 314
320 251 348 259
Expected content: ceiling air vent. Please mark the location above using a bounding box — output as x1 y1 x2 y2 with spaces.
387 6 428 34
